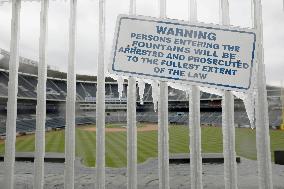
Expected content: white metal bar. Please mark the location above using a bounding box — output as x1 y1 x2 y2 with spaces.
4 0 21 188
34 0 49 188
253 0 273 188
96 0 106 188
158 82 169 189
222 91 238 189
158 0 170 188
127 0 137 188
65 0 77 188
188 86 202 189
127 78 137 189
188 0 203 188
189 0 197 23
220 1 238 188
129 0 136 15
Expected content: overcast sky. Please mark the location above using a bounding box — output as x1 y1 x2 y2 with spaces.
0 0 283 86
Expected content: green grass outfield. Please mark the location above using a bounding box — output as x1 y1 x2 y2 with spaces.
0 124 283 168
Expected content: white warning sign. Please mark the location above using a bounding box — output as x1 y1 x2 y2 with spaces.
109 15 256 91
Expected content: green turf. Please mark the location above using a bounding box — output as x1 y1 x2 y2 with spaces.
0 125 283 168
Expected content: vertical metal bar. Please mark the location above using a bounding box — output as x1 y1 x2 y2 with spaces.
158 3 169 188
188 87 202 189
220 1 238 188
34 0 49 188
96 0 106 188
158 82 169 189
188 0 203 188
4 0 21 188
222 91 238 189
129 0 136 15
158 0 170 189
65 0 77 189
158 0 169 188
253 0 273 188
127 0 137 189
189 0 197 23
127 78 137 189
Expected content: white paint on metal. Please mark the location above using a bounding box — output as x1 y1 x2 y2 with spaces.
34 0 49 188
117 76 124 99
138 79 145 105
220 0 238 188
96 0 106 188
188 0 203 188
65 0 77 189
233 91 256 129
151 81 159 112
253 0 273 188
4 1 21 189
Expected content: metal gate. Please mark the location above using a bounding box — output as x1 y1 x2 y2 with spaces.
2 0 273 189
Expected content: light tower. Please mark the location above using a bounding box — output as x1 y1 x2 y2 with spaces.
280 81 284 130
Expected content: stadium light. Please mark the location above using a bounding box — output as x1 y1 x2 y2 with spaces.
281 80 284 130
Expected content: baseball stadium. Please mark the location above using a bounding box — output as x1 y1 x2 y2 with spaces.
0 0 284 188
0 48 283 188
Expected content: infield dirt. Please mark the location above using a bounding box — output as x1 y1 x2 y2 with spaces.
81 124 158 133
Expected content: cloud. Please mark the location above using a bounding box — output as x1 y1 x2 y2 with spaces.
0 0 283 86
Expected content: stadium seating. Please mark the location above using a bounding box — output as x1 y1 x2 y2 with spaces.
0 69 282 136
0 70 229 102
0 108 282 136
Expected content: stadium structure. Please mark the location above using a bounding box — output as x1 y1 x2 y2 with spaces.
0 48 282 137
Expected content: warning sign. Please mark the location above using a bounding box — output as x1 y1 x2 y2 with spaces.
109 15 256 91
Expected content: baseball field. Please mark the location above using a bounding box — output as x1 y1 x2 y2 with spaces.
0 124 283 168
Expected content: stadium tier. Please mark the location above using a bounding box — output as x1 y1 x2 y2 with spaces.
0 53 283 136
